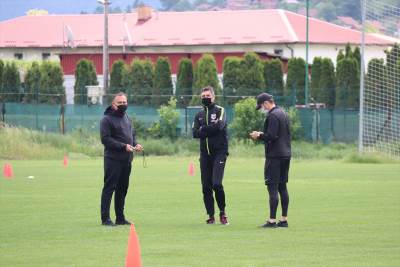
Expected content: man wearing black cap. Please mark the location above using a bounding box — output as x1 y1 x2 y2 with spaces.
192 86 229 225
250 93 291 228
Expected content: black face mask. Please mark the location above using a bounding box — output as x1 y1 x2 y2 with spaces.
117 104 128 113
201 97 212 107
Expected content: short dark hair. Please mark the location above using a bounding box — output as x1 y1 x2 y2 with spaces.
113 92 127 100
201 86 215 96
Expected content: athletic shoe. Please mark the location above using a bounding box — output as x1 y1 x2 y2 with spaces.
219 214 229 225
206 216 215 224
115 219 132 225
102 219 116 226
260 221 277 228
277 220 288 227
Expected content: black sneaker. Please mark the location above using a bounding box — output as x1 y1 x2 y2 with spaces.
206 216 215 224
277 220 288 227
219 214 229 225
102 219 116 226
260 221 277 228
115 219 132 225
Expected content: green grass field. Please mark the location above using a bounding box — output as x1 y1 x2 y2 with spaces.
1 157 399 267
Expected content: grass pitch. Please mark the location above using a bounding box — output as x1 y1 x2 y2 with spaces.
1 157 399 266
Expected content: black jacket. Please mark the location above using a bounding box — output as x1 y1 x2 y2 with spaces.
100 106 137 162
259 106 291 158
192 103 228 155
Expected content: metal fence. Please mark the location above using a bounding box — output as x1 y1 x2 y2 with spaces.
0 100 361 143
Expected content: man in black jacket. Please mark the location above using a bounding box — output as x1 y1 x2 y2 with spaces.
250 93 291 228
192 86 229 225
100 92 143 226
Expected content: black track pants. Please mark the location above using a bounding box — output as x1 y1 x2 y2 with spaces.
200 153 227 216
101 157 132 222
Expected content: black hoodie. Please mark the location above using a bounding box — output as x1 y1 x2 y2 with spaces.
100 106 137 162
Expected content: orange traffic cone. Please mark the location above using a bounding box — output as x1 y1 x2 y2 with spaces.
188 162 195 176
126 224 142 267
3 163 13 179
63 155 68 167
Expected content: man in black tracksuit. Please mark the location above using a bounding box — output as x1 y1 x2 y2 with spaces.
100 92 143 226
192 86 229 225
250 93 291 228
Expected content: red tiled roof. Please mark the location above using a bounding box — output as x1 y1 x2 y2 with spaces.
0 9 395 48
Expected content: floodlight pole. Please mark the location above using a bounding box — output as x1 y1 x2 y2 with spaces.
98 0 110 100
305 0 309 107
359 0 366 154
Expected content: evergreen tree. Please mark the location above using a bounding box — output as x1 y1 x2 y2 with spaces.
353 46 361 68
264 59 284 96
110 60 127 96
345 43 353 58
125 58 153 105
239 52 265 97
175 58 193 107
365 58 385 108
24 61 41 103
318 58 336 107
337 49 345 64
336 57 359 108
192 54 220 104
222 56 242 105
153 57 173 106
285 57 306 104
73 59 98 104
2 62 21 102
310 57 323 101
0 60 5 101
39 61 65 104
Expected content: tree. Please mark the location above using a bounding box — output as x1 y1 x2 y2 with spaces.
149 97 180 140
192 54 220 104
0 60 4 101
124 58 153 105
345 43 353 58
175 58 193 107
365 58 385 108
264 59 284 96
318 58 336 107
385 43 400 110
317 1 337 22
153 57 173 106
73 59 98 104
39 61 65 104
353 46 361 68
222 56 242 105
285 57 306 104
110 60 127 97
23 62 41 103
239 52 265 97
310 57 323 101
336 50 345 65
230 98 264 140
336 57 359 108
2 62 21 102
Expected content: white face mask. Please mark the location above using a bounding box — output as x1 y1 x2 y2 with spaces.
260 107 268 114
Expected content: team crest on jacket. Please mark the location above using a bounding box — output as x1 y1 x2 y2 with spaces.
211 114 217 120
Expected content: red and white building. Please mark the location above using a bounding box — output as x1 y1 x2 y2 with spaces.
0 8 397 103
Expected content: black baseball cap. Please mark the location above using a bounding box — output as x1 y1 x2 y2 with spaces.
256 93 273 110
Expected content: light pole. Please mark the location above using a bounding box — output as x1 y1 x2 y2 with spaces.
98 0 110 101
305 0 309 107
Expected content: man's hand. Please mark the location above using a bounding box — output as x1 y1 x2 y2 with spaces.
249 131 262 140
133 144 143 152
126 144 135 152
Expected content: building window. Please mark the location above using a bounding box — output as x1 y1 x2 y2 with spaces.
14 53 23 60
42 53 51 60
274 49 283 56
